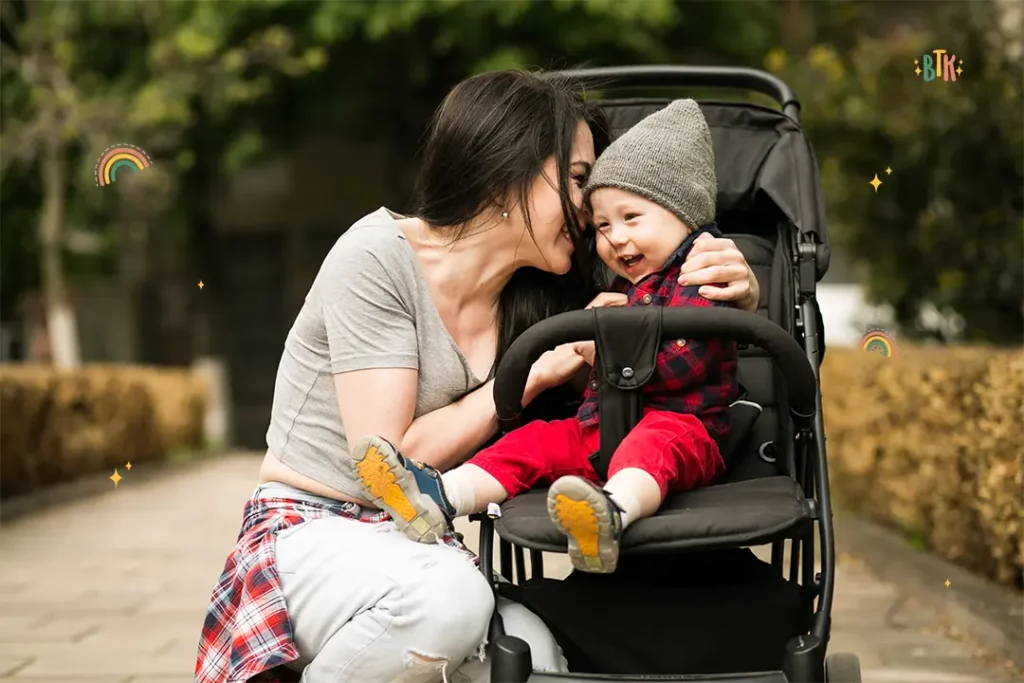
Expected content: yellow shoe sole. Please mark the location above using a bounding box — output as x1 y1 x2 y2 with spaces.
350 435 448 543
547 476 620 574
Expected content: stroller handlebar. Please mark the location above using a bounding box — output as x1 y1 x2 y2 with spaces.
549 65 801 120
493 306 817 429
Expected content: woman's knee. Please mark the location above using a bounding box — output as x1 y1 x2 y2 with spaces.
404 551 494 658
496 597 567 673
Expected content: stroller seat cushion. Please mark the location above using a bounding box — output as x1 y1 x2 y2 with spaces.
494 475 811 553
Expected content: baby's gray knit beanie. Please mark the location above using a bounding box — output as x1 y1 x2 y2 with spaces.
585 99 717 228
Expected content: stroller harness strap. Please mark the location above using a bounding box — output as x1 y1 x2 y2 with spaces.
591 305 662 479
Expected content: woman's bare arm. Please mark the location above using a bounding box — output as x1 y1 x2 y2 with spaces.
400 378 500 471
334 368 495 472
335 344 584 472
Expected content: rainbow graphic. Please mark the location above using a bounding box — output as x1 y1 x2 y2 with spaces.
95 144 152 187
860 328 898 358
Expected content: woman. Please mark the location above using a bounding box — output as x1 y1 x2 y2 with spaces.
196 69 760 683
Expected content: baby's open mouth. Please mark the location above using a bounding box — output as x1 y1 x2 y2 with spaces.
620 254 644 269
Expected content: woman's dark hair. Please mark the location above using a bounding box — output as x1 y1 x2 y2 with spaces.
412 69 611 371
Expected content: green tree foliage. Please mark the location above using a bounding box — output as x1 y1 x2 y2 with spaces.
224 0 780 173
767 2 1023 343
0 0 781 342
5 1 1019 348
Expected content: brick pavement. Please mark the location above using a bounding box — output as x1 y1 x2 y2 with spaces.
0 453 1017 683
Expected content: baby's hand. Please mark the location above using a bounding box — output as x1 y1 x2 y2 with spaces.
586 292 628 309
573 341 596 366
576 293 622 366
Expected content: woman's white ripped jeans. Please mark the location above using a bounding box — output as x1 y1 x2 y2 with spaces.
262 484 568 682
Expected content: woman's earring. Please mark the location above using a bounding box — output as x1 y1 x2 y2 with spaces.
501 211 509 220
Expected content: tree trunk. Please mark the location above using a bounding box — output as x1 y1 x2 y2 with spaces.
37 132 80 368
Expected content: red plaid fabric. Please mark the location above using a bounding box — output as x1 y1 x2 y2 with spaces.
195 494 475 683
577 223 740 443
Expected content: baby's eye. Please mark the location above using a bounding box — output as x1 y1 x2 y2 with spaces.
623 212 639 221
595 221 609 230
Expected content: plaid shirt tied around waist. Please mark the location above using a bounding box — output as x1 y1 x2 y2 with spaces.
195 494 474 683
576 223 740 443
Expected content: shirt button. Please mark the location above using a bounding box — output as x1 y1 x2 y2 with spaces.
675 338 687 347
641 293 653 305
589 380 600 391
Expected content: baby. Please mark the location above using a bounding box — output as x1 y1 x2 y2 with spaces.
350 99 739 573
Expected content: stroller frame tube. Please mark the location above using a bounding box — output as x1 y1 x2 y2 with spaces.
793 229 835 649
800 302 835 644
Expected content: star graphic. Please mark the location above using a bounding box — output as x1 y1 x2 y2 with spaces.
945 579 951 588
110 469 123 487
125 462 132 470
914 59 921 76
198 280 205 290
885 167 892 175
869 174 883 192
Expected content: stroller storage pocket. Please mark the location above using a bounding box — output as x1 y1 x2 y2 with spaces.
508 548 813 675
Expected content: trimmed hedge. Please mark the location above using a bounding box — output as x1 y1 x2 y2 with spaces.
0 365 207 499
821 347 1023 589
1 351 1019 589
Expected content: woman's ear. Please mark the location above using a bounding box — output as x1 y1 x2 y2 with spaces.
494 191 525 225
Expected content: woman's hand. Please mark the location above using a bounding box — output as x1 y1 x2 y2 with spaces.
678 233 760 312
524 343 587 406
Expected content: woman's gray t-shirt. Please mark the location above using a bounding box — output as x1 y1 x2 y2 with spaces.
266 208 485 500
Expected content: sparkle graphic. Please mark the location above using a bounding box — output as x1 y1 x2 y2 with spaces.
869 174 883 192
110 469 123 487
956 59 963 77
885 167 892 175
198 280 205 290
945 579 951 588
914 59 921 76
125 462 132 470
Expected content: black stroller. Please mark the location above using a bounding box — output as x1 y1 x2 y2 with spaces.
475 66 863 683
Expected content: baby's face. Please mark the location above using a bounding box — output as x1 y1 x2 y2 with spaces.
589 187 692 284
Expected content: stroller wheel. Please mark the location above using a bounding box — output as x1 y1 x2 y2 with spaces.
824 653 862 682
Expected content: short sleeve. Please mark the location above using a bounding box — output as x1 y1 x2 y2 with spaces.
315 232 419 374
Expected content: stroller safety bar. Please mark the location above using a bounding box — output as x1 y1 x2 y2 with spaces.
549 65 801 121
494 306 816 430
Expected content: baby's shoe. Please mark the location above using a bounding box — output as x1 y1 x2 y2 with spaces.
349 435 456 544
546 476 623 573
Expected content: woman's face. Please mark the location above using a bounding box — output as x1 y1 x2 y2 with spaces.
512 121 595 275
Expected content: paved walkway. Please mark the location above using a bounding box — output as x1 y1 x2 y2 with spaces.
0 454 1017 683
